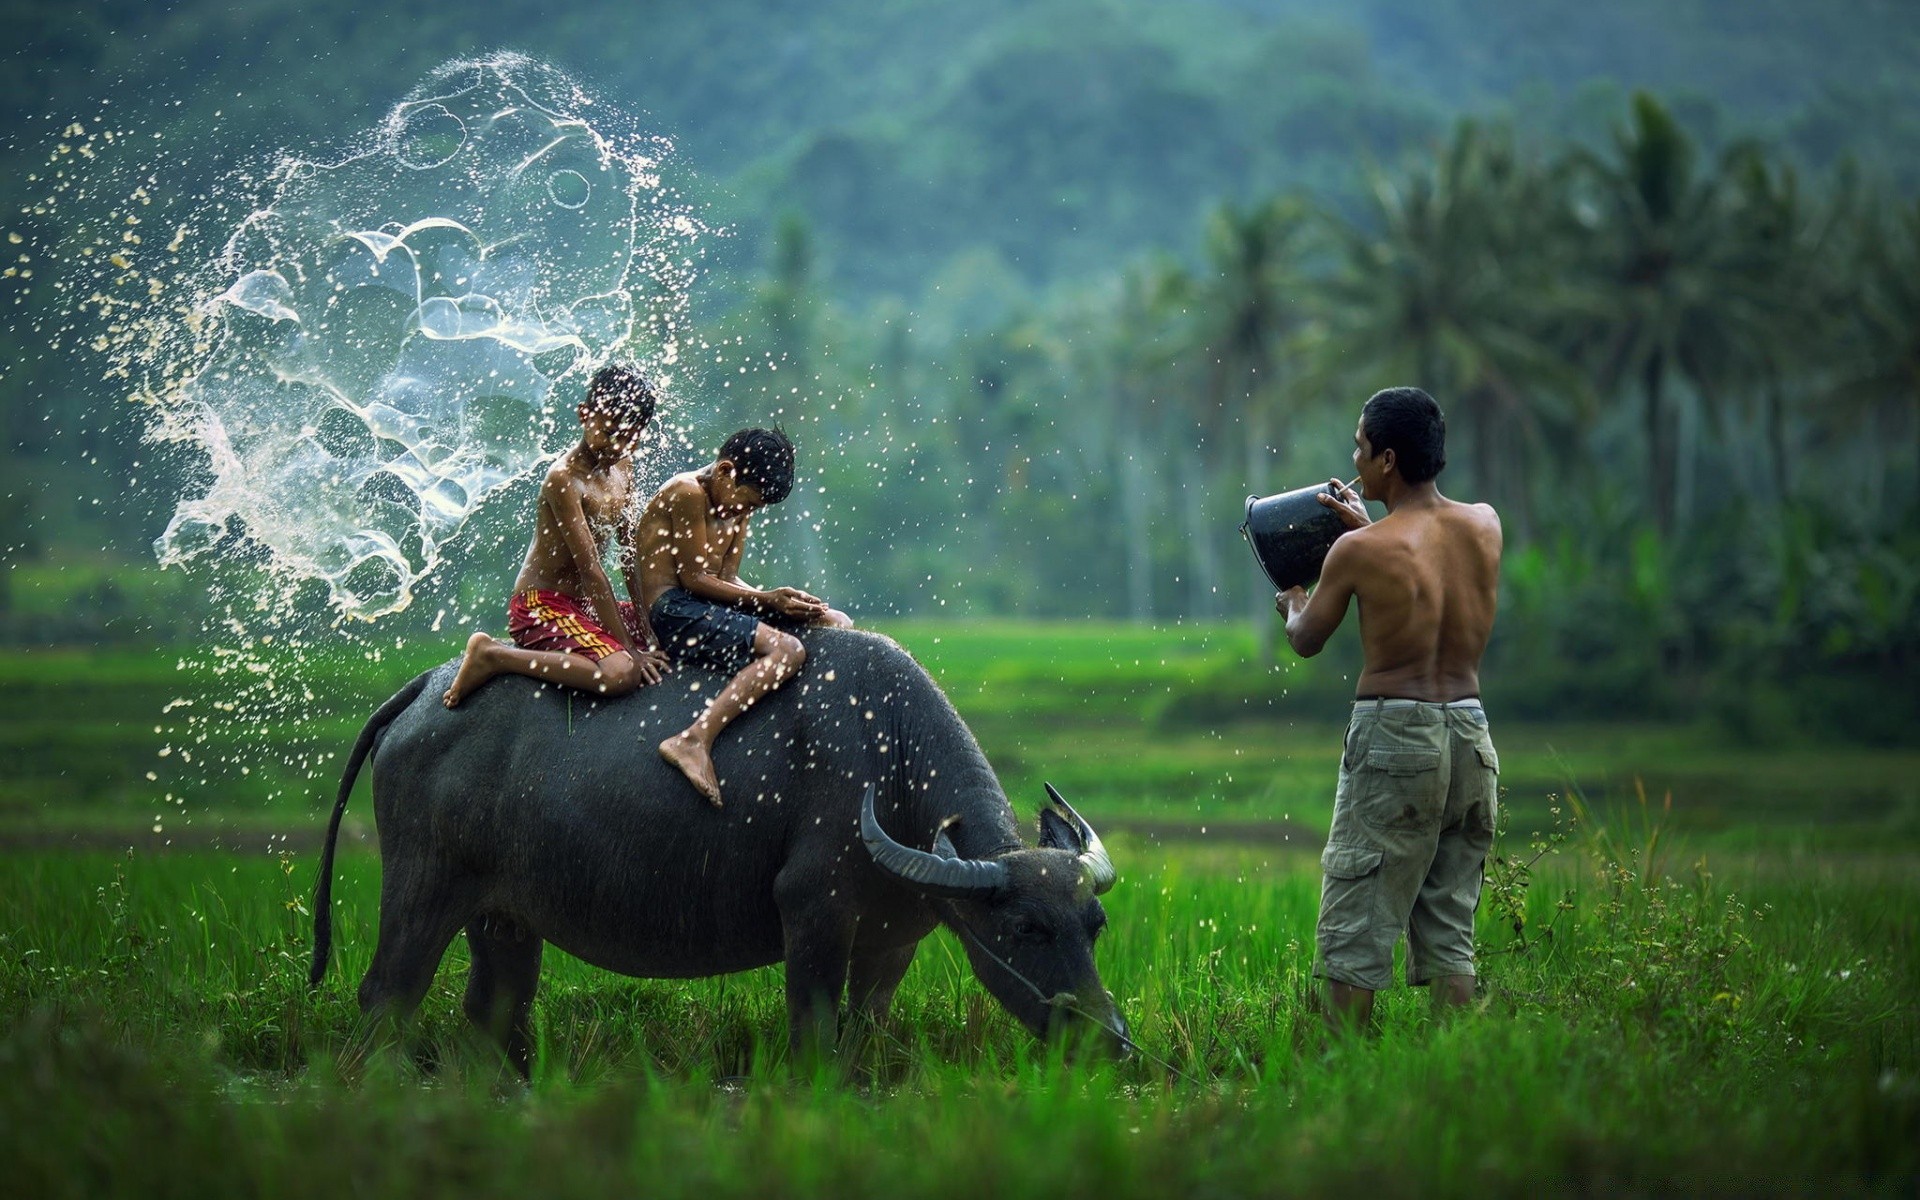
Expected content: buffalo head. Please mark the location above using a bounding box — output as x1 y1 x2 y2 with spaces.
860 783 1128 1055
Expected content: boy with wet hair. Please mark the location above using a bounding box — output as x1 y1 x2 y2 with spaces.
633 427 852 806
443 362 673 707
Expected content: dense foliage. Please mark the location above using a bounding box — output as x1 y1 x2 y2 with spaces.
2 4 1916 736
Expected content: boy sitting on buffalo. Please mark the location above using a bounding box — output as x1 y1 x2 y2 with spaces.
633 427 851 807
442 363 672 709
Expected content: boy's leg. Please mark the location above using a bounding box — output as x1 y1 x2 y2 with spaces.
660 623 806 807
444 631 639 707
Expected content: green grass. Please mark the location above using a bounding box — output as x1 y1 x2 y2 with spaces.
2 620 1917 1192
1 828 1915 1196
4 621 1917 850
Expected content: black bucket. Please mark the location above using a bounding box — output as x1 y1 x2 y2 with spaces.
1240 483 1347 591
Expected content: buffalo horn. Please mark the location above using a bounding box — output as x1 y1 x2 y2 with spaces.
1044 782 1117 895
860 785 1009 899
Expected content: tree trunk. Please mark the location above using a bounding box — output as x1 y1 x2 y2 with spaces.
1245 408 1275 661
1118 431 1154 622
1180 478 1213 618
1644 352 1675 535
1675 383 1699 533
1765 380 1790 506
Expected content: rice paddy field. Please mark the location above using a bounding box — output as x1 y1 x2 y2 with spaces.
3 621 1917 1196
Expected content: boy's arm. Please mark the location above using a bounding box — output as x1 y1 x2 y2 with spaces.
720 517 829 611
662 486 816 619
616 511 659 650
544 472 637 654
1279 536 1361 658
719 520 748 586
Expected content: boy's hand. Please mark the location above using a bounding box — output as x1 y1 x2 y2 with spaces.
1275 586 1309 617
631 647 671 685
766 587 829 620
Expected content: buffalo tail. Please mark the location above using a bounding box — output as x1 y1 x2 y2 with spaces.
308 670 432 990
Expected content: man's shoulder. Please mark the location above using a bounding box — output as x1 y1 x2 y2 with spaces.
1444 495 1499 520
1451 498 1503 542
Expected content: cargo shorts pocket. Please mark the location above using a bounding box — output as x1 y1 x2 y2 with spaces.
1469 741 1500 833
1359 747 1443 831
1318 843 1384 936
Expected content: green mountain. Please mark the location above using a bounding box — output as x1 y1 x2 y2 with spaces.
6 0 1917 302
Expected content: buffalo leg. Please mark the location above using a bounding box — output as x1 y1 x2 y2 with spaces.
842 942 917 1068
777 914 854 1069
462 915 544 1080
847 942 917 1024
355 867 471 1061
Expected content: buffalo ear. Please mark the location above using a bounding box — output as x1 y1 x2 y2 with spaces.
1038 807 1081 852
932 814 963 858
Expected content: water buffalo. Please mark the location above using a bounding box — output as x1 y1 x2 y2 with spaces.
309 627 1126 1074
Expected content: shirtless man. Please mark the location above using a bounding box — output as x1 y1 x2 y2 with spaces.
632 427 852 806
1275 386 1503 1033
442 363 672 707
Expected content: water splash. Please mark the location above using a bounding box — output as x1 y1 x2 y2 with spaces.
149 54 704 617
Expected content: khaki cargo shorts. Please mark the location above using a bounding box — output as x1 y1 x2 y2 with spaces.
1314 698 1499 991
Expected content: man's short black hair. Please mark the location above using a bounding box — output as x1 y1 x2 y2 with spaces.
1361 387 1446 484
585 362 657 428
720 427 796 505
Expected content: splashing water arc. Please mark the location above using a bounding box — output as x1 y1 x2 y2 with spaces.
154 55 695 618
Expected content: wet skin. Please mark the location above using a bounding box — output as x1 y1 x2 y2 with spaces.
442 399 670 708
633 461 851 806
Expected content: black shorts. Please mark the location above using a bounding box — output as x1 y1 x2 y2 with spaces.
648 588 802 675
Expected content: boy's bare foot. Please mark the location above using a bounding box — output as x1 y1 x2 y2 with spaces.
444 631 502 708
659 733 724 807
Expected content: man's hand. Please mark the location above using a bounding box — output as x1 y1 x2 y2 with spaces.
765 586 829 621
1319 478 1371 530
1276 586 1309 618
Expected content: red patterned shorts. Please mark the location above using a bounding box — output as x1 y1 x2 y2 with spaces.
506 588 648 663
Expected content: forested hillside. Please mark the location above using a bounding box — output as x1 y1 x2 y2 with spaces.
3 2 1917 735
6 0 1918 297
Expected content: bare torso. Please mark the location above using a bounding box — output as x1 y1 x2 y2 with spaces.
1343 497 1502 701
1284 487 1503 703
633 472 751 610
511 450 634 597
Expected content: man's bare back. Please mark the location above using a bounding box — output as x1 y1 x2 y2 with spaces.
1279 420 1503 701
1330 496 1500 701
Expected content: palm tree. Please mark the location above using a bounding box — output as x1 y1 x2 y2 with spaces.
1565 94 1779 534
1171 196 1316 648
1705 147 1856 506
1316 119 1584 536
1828 191 1920 510
1080 261 1188 621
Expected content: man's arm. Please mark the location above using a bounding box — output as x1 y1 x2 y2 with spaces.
544 472 637 655
1278 536 1361 658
